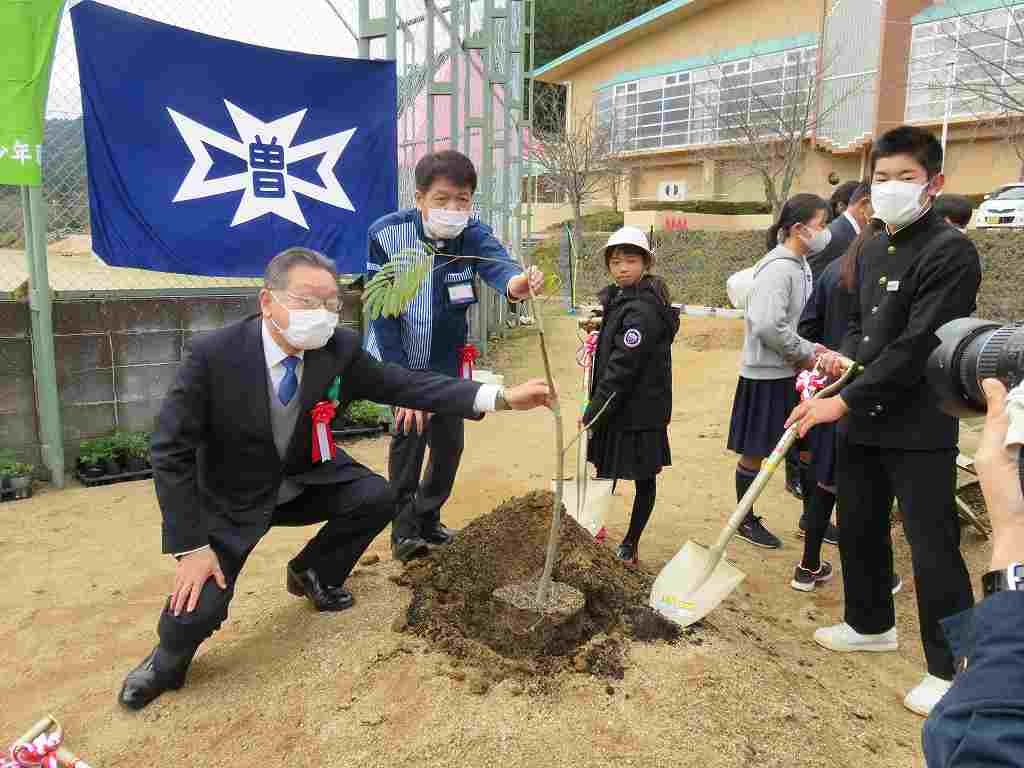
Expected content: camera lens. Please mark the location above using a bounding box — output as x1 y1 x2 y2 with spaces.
927 319 1024 418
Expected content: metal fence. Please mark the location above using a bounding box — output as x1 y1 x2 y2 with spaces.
0 0 536 482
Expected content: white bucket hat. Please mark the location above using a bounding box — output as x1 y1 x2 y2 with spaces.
603 226 652 262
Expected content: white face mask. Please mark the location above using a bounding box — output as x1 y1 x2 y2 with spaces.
424 208 470 240
271 294 338 350
871 180 929 228
799 225 832 255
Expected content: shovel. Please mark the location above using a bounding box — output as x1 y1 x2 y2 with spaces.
650 363 862 628
554 331 613 539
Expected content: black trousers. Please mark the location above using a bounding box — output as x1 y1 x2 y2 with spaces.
388 412 464 543
157 473 394 653
836 437 974 680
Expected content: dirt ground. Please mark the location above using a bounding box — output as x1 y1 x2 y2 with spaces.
0 314 991 767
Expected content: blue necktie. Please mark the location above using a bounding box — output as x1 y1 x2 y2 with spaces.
278 356 300 405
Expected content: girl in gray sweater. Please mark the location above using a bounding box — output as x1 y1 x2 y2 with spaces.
727 193 829 550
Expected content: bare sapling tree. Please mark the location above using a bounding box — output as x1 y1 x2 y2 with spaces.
527 84 617 243
920 4 1024 180
363 244 614 608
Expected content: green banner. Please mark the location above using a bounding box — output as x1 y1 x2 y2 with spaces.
0 0 65 186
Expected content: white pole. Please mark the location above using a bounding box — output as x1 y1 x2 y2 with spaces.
941 58 955 173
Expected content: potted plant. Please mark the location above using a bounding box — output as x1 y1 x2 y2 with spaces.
92 436 120 476
77 439 107 479
124 431 151 472
0 449 15 491
9 462 34 500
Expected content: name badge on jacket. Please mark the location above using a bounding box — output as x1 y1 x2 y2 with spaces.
446 279 478 307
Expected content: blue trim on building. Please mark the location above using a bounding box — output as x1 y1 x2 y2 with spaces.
531 0 703 78
913 0 1024 23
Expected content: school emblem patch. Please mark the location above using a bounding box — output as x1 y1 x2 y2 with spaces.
623 328 642 348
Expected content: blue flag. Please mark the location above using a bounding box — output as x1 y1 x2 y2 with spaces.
70 1 397 276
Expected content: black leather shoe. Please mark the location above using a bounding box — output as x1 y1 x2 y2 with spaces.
118 645 194 710
392 537 430 563
422 522 456 546
286 565 354 611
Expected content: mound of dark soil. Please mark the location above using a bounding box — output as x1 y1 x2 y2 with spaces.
395 490 684 679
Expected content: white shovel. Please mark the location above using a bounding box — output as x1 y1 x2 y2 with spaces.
650 363 862 627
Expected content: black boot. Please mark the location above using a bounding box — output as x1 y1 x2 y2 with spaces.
119 643 198 710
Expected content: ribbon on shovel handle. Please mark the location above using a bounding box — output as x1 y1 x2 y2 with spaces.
458 344 478 380
796 367 828 402
2 716 92 768
311 401 337 464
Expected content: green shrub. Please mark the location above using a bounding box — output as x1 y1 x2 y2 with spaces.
0 449 16 477
78 437 115 465
344 400 390 426
631 200 772 215
10 462 34 477
544 208 625 233
558 227 1021 320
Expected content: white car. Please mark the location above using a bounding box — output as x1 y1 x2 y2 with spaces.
976 183 1024 229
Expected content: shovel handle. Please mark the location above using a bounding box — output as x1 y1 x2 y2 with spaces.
706 363 862 561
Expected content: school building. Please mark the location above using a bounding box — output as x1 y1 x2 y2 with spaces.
531 0 1024 228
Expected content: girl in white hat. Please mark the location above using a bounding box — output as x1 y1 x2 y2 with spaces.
583 227 680 564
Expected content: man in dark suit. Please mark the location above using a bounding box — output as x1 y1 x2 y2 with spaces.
806 182 873 280
118 247 550 710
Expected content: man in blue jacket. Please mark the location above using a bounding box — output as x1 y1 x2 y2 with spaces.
923 378 1024 766
365 150 544 562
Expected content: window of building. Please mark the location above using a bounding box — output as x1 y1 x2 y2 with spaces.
906 7 1024 123
594 45 818 154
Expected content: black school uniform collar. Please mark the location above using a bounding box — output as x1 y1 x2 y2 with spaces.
883 205 937 243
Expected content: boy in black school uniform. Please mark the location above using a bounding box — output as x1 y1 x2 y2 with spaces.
787 126 981 718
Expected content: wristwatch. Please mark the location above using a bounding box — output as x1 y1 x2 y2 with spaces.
982 563 1023 596
495 386 511 411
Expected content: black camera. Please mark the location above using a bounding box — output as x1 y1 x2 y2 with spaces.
927 318 1024 418
927 318 1024 489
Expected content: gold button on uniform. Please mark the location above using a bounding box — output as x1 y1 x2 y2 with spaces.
888 245 896 254
872 306 879 314
863 336 871 343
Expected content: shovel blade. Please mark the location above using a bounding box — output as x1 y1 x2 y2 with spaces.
649 541 746 627
554 478 614 537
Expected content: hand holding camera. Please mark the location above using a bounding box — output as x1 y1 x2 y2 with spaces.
976 379 1024 571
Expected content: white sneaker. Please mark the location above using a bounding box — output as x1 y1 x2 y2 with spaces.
903 674 952 717
813 623 899 653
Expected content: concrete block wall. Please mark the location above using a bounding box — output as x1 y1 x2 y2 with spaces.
0 288 363 476
0 302 40 469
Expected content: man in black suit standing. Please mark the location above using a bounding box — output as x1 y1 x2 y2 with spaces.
807 182 873 280
118 247 550 710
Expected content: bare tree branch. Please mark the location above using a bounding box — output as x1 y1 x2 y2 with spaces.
685 40 863 216
919 2 1024 178
526 84 619 238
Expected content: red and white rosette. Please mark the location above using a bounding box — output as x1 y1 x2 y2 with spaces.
311 401 338 464
458 344 479 380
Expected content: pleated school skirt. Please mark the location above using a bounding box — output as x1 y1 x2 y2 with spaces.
588 428 671 481
726 376 799 458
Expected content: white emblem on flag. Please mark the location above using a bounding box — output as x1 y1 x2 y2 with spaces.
624 328 642 348
168 100 356 229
